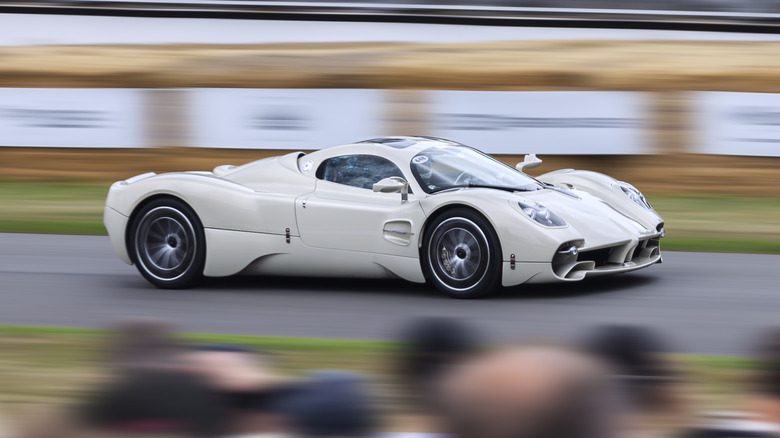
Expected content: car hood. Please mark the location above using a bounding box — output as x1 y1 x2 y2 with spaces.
515 187 656 248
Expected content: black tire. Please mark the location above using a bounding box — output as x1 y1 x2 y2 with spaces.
422 208 501 298
128 198 205 289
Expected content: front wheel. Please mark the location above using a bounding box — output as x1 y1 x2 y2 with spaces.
422 209 501 299
129 198 205 289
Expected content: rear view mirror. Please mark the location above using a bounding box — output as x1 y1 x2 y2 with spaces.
373 176 409 202
516 154 543 172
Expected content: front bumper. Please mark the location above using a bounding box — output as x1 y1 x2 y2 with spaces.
502 232 663 287
104 205 132 265
552 234 662 280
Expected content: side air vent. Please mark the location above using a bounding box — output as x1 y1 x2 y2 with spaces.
382 220 415 246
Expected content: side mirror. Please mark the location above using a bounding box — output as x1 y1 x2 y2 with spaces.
373 176 409 202
516 154 543 172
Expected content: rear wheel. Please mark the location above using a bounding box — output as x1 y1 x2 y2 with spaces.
129 198 205 289
422 209 501 298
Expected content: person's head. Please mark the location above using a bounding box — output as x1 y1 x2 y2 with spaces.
105 320 183 370
437 344 619 438
280 371 376 438
582 325 677 413
183 343 291 435
397 317 480 387
185 344 277 393
754 327 780 399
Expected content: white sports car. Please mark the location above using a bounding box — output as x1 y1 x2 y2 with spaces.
104 136 664 298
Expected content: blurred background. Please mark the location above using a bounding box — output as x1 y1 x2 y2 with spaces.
2 0 780 228
1 1 780 436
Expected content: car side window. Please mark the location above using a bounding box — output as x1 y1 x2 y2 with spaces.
316 155 405 190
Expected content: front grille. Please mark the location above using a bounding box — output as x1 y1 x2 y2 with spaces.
551 236 660 280
578 247 613 267
634 237 661 261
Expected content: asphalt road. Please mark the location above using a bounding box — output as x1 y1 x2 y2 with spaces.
1 232 779 356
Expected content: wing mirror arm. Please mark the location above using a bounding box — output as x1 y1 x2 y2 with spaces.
517 154 543 172
373 176 409 203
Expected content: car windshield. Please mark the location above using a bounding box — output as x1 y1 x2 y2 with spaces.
410 146 544 194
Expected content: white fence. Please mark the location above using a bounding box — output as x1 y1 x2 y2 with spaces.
697 92 780 157
4 12 780 47
2 87 780 156
0 88 144 148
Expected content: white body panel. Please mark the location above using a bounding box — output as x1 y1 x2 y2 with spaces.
296 181 426 256
104 137 663 293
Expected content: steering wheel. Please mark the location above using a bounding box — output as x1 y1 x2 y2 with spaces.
454 171 473 186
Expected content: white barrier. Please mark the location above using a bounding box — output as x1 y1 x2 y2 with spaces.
189 89 647 154
4 13 780 47
190 89 385 149
0 88 144 148
431 91 646 155
2 87 780 156
697 92 780 157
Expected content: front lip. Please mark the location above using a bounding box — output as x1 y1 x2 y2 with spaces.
552 230 663 281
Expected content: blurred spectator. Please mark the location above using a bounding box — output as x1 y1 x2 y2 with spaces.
386 317 480 437
753 327 780 407
582 324 687 436
672 326 780 438
436 343 620 438
279 371 376 438
682 328 780 438
103 320 185 371
0 409 14 438
684 410 780 438
79 321 228 437
185 344 293 437
396 317 480 403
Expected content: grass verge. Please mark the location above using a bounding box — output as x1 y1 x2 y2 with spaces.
0 181 108 235
1 181 778 253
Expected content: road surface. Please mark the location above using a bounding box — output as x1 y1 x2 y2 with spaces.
1 232 778 356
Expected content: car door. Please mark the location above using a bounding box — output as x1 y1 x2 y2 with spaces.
295 154 426 258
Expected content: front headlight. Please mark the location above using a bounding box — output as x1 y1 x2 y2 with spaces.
518 200 566 227
618 181 653 211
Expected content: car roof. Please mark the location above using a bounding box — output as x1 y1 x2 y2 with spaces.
308 136 465 163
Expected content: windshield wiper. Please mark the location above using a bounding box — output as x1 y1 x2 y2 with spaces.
468 183 542 192
429 184 539 194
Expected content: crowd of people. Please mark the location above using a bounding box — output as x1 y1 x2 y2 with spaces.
13 319 780 438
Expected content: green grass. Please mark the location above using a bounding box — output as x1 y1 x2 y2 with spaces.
0 181 108 235
648 194 780 254
0 325 396 354
1 181 778 253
